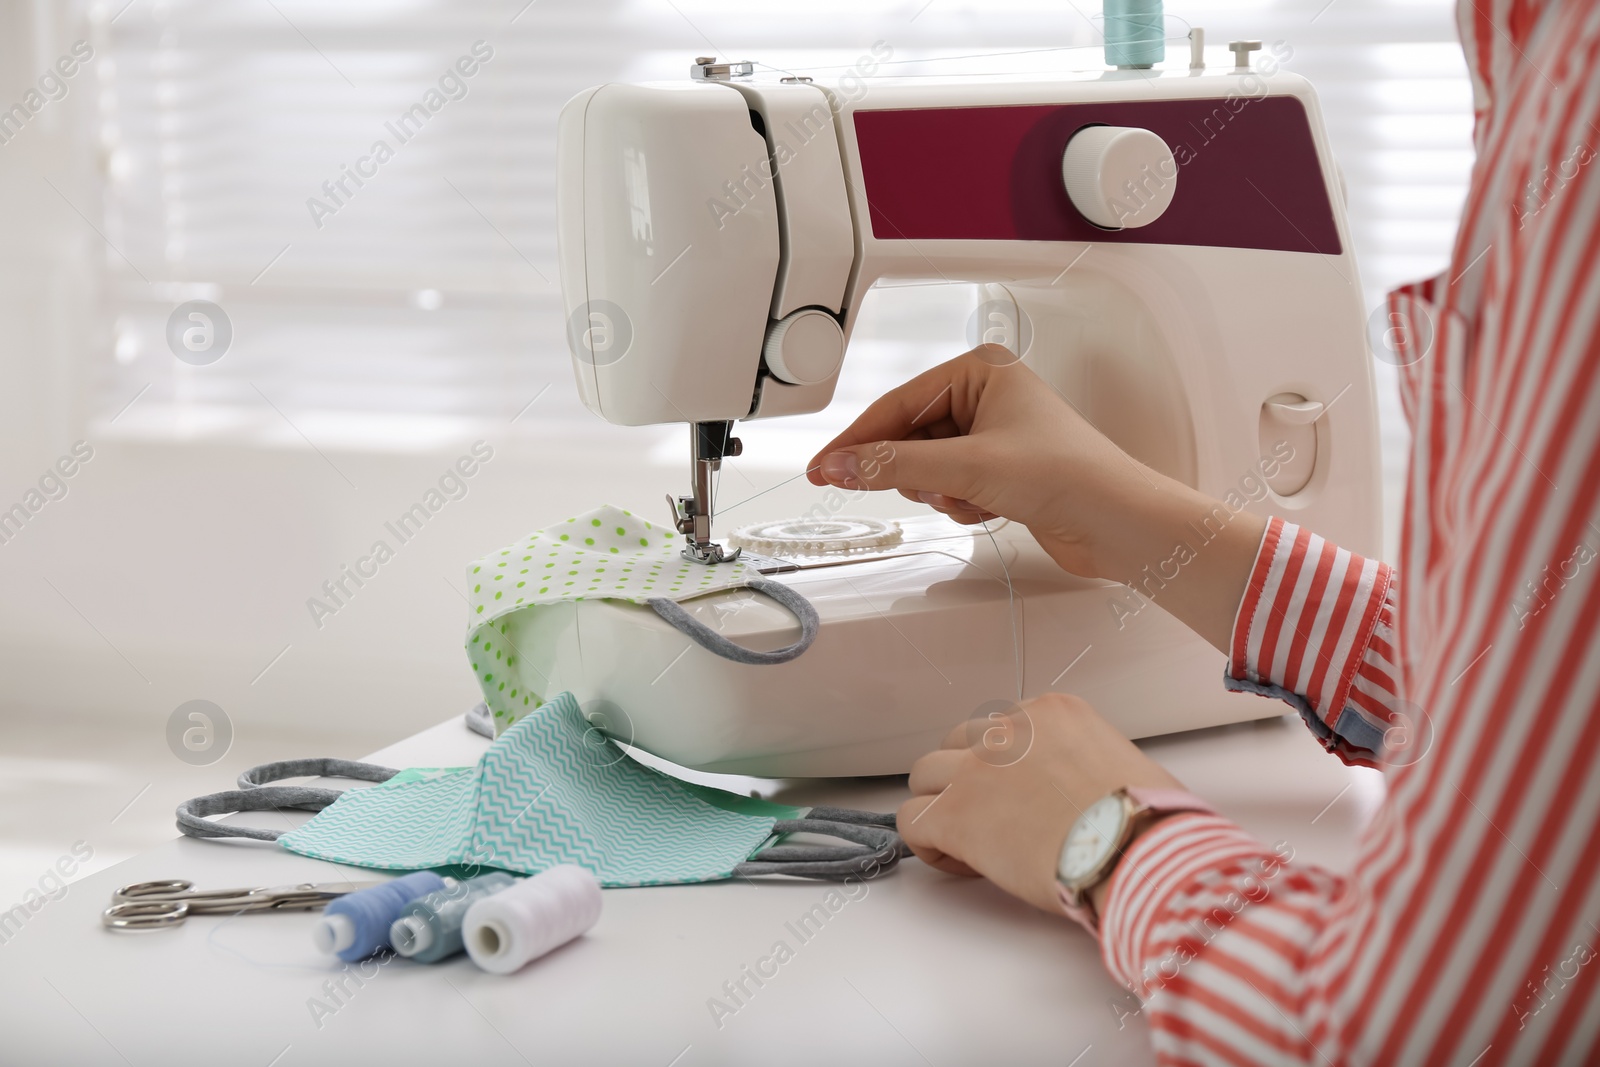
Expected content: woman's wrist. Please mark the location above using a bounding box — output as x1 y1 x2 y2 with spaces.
1086 810 1182 919
1087 476 1268 654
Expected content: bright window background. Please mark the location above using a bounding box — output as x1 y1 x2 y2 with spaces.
2 0 1475 914
93 0 1472 504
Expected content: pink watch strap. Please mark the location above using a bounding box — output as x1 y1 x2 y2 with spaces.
1057 788 1215 934
1126 787 1216 814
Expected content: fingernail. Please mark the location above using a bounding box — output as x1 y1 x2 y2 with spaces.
821 451 863 489
916 491 944 507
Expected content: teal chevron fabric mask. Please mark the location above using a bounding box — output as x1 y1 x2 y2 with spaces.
273 693 797 887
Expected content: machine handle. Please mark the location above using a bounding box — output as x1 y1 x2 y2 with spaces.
646 579 819 665
1263 393 1326 425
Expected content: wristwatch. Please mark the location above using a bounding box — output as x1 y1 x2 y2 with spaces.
1056 786 1215 932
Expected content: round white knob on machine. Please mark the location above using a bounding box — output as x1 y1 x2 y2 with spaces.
763 308 845 386
1061 125 1178 230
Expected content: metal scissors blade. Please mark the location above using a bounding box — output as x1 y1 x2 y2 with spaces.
102 879 384 930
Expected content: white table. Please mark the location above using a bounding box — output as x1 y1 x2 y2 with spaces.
0 713 1379 1067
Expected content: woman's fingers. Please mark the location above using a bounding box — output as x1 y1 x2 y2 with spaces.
916 491 963 511
806 359 980 484
914 491 998 526
896 795 981 878
907 748 965 795
911 846 982 878
813 436 988 509
940 719 973 750
915 491 990 515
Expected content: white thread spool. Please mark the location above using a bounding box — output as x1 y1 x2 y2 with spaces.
463 865 601 974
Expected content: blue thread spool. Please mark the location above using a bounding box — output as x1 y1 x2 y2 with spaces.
1104 0 1165 69
312 870 448 962
390 872 517 964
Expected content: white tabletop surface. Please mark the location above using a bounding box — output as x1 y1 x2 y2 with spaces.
0 712 1380 1067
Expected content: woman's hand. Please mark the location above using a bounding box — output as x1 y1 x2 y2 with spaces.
806 348 1266 651
807 347 1152 581
897 692 1184 915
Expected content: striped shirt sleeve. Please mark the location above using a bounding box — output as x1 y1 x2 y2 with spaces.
1099 815 1344 1063
1095 3 1600 1063
1224 517 1398 766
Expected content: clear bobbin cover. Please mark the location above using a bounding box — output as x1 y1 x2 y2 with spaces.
728 516 903 557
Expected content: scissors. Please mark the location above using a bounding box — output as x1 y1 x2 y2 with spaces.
102 879 384 930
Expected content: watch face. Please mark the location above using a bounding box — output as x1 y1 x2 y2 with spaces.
1058 793 1127 884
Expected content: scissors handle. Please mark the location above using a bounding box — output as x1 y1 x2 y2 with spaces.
112 879 192 901
112 879 254 905
102 900 189 929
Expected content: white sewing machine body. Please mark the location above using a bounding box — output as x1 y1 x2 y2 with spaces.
551 57 1381 776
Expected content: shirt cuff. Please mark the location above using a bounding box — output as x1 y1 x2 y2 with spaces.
1228 517 1396 763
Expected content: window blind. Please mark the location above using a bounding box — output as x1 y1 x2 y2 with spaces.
91 0 1471 485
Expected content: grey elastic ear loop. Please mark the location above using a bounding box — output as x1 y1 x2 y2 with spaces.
647 578 818 665
735 807 912 882
236 758 398 790
177 787 344 842
176 758 400 843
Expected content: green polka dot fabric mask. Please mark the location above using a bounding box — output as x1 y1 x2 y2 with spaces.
465 505 818 734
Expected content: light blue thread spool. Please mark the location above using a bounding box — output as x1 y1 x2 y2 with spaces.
313 870 448 962
1104 0 1165 69
390 872 517 964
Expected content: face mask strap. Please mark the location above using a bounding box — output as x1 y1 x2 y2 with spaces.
733 811 910 881
806 806 900 829
235 757 400 789
176 758 403 842
176 786 347 842
646 578 818 665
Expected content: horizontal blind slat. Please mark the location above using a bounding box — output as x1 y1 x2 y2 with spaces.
95 0 1470 455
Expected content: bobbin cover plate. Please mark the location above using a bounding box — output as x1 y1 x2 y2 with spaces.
729 516 902 556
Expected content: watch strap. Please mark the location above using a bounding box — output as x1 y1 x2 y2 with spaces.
1126 787 1216 815
1057 788 1215 935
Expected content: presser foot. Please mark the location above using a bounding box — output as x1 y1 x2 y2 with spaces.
668 419 745 566
667 492 742 566
681 540 742 565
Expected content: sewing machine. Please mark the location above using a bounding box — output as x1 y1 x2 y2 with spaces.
550 39 1381 776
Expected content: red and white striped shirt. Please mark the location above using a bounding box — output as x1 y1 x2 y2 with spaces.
1098 2 1600 1062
